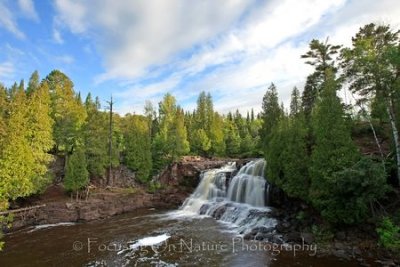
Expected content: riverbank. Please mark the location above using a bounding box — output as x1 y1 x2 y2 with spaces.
3 157 398 266
4 157 235 232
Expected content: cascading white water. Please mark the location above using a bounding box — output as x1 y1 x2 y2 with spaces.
179 159 276 235
227 159 267 207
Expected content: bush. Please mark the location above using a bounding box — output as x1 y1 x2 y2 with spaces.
377 217 400 251
312 157 389 224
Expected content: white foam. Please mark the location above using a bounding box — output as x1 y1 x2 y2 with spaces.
118 234 171 255
29 222 75 232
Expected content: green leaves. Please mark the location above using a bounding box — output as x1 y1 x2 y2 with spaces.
122 115 152 183
64 147 89 193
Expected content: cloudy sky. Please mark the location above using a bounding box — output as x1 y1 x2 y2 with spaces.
0 0 399 114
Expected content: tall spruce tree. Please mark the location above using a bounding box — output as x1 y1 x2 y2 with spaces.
45 70 87 155
309 69 360 222
260 83 282 151
84 94 108 177
123 115 152 183
64 147 89 200
27 80 54 192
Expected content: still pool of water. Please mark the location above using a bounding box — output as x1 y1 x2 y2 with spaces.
0 208 363 267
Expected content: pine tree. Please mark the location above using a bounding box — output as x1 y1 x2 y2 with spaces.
46 70 87 154
27 81 54 192
192 129 211 156
84 94 108 177
64 147 89 199
209 112 226 156
260 83 282 151
309 69 360 222
123 115 152 183
341 23 400 185
171 108 190 160
225 120 241 156
26 70 40 96
0 87 36 199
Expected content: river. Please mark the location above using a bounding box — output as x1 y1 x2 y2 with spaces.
0 160 365 266
0 208 362 267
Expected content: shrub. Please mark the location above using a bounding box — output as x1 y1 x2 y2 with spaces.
377 217 400 251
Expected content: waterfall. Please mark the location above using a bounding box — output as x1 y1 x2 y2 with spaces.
179 159 276 234
227 159 267 207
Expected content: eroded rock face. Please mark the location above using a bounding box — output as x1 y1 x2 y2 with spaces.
157 157 233 188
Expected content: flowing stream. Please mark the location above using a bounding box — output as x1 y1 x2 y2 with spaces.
0 160 362 266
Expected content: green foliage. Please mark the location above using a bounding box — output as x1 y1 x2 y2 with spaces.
192 129 211 156
224 120 241 157
377 217 400 251
147 181 162 193
84 94 108 177
122 115 152 183
317 157 388 224
0 86 37 199
46 70 87 154
260 83 282 151
64 147 89 193
311 224 334 244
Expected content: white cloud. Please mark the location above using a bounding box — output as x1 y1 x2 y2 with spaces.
53 28 63 44
55 55 74 64
0 1 25 39
54 0 254 81
18 0 39 21
0 61 15 81
54 0 400 114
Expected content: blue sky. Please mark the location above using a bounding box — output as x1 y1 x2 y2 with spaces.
0 0 399 115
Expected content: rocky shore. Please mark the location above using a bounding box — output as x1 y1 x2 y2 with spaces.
5 157 234 232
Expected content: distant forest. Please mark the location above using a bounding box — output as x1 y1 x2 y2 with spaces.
1 23 400 249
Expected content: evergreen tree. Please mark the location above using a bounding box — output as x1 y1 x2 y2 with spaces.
0 87 36 199
192 129 211 156
27 81 54 192
171 108 190 160
84 94 108 177
46 70 87 154
225 120 241 156
309 69 360 222
341 23 400 184
290 87 302 115
123 115 152 183
260 83 282 151
26 70 40 96
64 147 89 199
209 112 226 156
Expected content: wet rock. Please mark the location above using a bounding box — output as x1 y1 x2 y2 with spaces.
375 259 396 266
334 242 347 250
352 246 362 256
212 205 227 220
276 221 291 233
283 232 302 243
301 232 315 244
333 249 349 259
335 231 346 241
199 204 211 215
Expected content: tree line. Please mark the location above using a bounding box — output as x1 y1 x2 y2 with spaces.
0 71 264 204
262 23 400 226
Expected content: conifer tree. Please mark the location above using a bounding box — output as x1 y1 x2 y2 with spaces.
0 87 36 199
309 69 360 221
45 70 87 154
64 147 89 199
27 81 54 192
84 94 108 177
123 115 152 183
171 108 190 160
260 83 282 151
